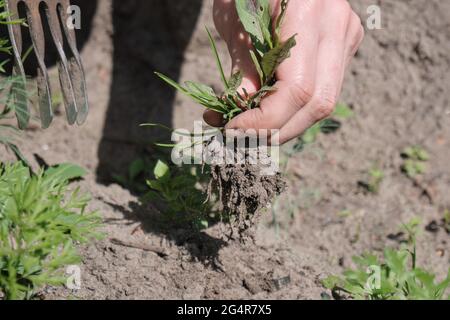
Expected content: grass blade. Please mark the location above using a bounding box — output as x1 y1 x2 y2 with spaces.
250 50 264 85
206 27 228 89
154 72 188 94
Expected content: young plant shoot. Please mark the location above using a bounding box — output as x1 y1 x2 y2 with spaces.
154 0 295 237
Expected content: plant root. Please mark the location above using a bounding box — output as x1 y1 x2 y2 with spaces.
204 135 286 240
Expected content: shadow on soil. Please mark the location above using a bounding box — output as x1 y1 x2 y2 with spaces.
105 200 228 270
94 1 227 266
2 0 223 265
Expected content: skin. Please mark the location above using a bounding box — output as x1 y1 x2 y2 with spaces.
205 0 365 144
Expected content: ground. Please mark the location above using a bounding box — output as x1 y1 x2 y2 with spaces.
1 0 449 299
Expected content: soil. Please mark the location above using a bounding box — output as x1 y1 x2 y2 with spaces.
205 135 286 239
1 0 450 299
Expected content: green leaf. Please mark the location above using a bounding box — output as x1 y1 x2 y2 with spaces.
147 179 163 192
206 27 228 89
250 50 264 85
112 174 127 186
153 160 170 180
227 71 243 92
6 142 31 167
333 103 354 119
275 0 290 45
0 161 101 299
44 163 87 184
322 275 342 289
320 119 341 134
235 0 271 48
11 76 30 129
261 35 296 81
129 158 145 181
155 72 228 114
302 123 321 144
185 81 216 98
155 72 188 94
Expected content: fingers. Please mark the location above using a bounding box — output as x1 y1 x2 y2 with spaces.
277 1 351 144
345 12 365 67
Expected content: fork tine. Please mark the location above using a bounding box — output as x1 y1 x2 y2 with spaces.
24 0 53 129
43 1 78 125
4 0 30 129
57 0 89 125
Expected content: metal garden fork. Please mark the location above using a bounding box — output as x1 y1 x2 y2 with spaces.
5 0 88 129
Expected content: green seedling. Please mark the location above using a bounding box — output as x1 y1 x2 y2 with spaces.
0 75 34 165
156 0 296 123
402 160 426 178
113 157 153 194
150 0 296 234
322 249 450 300
443 210 450 233
51 90 64 111
401 146 429 179
323 218 450 300
338 210 352 218
359 167 384 194
144 160 213 229
369 168 384 193
0 162 102 300
444 210 450 225
0 1 32 162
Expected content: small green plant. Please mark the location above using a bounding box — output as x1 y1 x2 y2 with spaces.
144 160 213 229
402 146 430 162
323 218 450 300
358 167 384 194
368 168 384 193
288 103 354 154
156 0 296 123
112 157 153 194
443 210 450 233
0 162 102 300
401 146 429 178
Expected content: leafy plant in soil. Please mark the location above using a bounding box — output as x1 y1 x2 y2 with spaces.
401 145 429 179
323 219 450 300
444 210 450 234
0 162 102 300
153 0 298 237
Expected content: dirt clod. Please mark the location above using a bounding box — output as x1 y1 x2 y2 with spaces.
205 136 286 238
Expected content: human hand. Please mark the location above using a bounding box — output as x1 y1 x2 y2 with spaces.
205 0 364 144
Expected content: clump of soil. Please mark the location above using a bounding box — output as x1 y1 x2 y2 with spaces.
205 134 286 238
